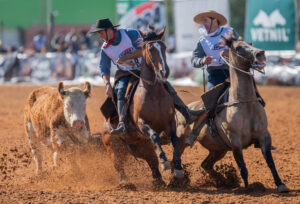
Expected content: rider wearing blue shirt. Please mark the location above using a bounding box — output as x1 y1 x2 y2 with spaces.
185 11 273 150
90 18 202 135
99 29 141 76
185 11 235 147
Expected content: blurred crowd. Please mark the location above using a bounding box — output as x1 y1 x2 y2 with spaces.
0 29 106 82
31 29 102 56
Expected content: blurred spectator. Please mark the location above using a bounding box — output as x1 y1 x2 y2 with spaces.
79 30 90 49
33 30 47 53
65 28 80 53
50 31 66 52
0 40 6 54
91 41 101 55
65 28 76 43
0 45 20 81
6 46 17 55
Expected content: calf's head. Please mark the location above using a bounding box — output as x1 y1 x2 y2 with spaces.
58 82 91 130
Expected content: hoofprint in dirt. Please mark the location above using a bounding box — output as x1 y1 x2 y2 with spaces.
0 85 299 203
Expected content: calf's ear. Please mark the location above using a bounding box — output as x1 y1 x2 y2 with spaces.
58 81 65 98
83 82 91 98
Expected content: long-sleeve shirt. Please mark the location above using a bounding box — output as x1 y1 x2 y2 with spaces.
191 26 239 73
99 29 141 76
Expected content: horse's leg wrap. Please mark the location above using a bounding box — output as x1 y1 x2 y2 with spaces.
163 81 203 124
139 123 170 170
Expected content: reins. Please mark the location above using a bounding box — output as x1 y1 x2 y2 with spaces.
144 40 166 79
116 40 164 86
220 54 254 76
116 63 155 85
220 49 266 76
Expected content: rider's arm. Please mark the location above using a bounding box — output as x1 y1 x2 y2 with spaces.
117 29 143 63
99 50 113 98
191 41 207 68
118 49 142 62
99 50 112 86
126 29 142 50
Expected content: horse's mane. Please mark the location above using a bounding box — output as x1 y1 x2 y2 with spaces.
142 25 163 42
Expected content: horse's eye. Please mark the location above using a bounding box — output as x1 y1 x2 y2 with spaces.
236 46 243 53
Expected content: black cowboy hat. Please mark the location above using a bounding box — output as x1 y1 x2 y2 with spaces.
89 18 120 33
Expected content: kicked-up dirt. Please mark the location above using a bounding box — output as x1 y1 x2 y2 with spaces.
0 84 299 203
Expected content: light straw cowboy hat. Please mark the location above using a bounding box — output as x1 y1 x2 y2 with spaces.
193 10 227 26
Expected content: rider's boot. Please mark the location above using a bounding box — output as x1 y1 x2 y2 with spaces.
110 100 127 135
184 105 207 147
164 81 203 124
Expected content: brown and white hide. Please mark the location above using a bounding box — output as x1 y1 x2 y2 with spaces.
24 81 91 173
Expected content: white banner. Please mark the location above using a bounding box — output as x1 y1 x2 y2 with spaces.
173 0 230 52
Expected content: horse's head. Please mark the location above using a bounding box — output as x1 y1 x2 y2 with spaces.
139 26 169 79
222 32 266 73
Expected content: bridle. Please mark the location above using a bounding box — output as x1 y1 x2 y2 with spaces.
217 43 266 107
144 40 166 79
116 40 166 86
220 45 266 76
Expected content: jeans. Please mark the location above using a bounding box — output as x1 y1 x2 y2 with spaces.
114 75 131 101
207 69 229 90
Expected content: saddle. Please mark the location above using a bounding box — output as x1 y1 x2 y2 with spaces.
200 81 266 146
100 70 140 122
201 81 266 117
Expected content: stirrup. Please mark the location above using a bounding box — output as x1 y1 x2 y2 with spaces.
111 122 126 134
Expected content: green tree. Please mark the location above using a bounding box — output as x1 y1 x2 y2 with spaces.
229 0 246 37
164 0 174 34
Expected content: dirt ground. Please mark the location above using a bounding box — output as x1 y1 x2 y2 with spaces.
0 84 299 203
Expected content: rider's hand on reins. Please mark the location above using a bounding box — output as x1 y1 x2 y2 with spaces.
117 57 135 67
202 56 213 64
220 50 229 58
116 57 126 64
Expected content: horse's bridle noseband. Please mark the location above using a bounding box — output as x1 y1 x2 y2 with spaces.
220 47 266 76
143 40 166 79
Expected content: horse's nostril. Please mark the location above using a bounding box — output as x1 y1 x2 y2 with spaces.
256 51 265 61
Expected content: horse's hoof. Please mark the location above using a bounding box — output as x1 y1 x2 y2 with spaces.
277 184 290 193
161 161 171 170
152 178 166 190
117 182 137 191
173 169 184 179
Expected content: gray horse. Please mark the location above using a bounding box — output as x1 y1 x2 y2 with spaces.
175 34 290 193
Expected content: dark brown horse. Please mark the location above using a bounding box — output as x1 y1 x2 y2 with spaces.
102 27 184 187
175 34 290 192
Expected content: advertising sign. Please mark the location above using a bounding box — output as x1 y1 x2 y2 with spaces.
117 1 166 32
245 0 297 50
